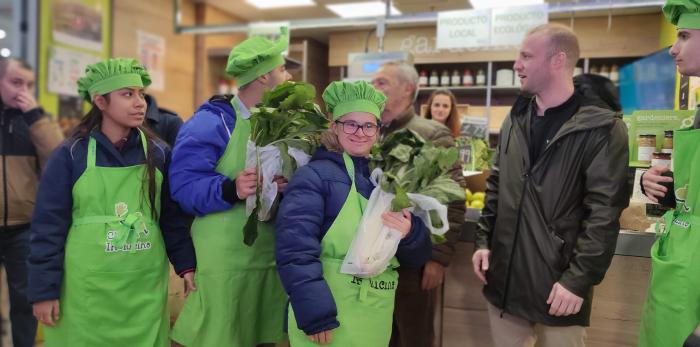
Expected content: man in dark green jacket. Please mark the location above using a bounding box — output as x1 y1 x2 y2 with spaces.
373 61 466 347
473 24 629 346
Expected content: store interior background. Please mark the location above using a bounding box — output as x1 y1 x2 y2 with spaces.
0 0 682 346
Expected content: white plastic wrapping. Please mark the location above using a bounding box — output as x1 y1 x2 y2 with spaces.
245 140 311 221
340 169 450 278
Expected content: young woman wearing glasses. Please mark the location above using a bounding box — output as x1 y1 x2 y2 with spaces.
275 81 431 346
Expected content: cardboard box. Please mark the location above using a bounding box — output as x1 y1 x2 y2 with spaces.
619 202 656 232
464 170 490 193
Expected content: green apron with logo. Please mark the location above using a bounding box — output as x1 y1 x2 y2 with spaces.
640 127 700 347
44 131 169 347
288 153 399 347
171 98 286 347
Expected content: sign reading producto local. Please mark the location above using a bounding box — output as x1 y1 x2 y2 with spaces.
437 4 548 50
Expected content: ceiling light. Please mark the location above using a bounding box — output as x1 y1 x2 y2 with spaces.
245 0 316 10
326 1 401 18
469 0 544 9
0 48 11 58
0 29 6 40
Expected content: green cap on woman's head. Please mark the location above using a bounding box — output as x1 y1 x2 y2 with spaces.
664 0 700 29
322 81 386 120
226 27 288 87
76 58 151 102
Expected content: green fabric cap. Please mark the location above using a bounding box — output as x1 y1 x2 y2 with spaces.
226 27 288 87
77 58 151 101
664 0 700 29
322 81 386 120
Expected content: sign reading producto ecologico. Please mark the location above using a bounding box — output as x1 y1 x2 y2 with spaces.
436 4 548 50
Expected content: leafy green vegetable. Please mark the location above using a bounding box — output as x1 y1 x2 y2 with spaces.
371 129 465 244
243 81 329 246
456 136 494 171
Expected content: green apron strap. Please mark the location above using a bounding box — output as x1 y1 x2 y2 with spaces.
87 129 149 169
87 136 97 168
138 129 148 159
342 153 367 213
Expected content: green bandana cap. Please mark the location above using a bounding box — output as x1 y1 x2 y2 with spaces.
77 58 151 101
226 27 288 87
664 0 700 29
322 81 386 120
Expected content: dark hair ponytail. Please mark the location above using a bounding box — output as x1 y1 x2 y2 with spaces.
73 95 160 221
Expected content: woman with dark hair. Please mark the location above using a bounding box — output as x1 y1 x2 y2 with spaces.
26 58 196 347
423 88 461 137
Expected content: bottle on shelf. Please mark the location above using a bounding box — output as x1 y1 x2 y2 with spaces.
610 64 619 83
451 70 461 86
463 69 474 86
589 65 599 75
475 69 486 86
440 70 450 86
574 67 583 76
419 70 428 87
429 70 439 87
599 65 610 78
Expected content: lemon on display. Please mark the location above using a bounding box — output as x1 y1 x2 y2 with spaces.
465 188 473 202
472 192 486 202
470 200 484 209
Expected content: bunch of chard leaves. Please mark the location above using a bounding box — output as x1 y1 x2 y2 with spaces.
371 129 465 242
243 81 329 246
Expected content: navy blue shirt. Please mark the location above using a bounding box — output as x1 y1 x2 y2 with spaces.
27 128 196 303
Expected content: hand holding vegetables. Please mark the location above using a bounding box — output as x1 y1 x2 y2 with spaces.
381 209 412 239
236 167 258 199
243 81 329 246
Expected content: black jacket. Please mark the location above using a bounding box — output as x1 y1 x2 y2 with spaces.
475 94 629 326
145 95 183 147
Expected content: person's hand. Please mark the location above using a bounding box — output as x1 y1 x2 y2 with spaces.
273 175 288 193
236 167 257 199
33 299 60 327
547 282 583 316
183 272 197 297
381 209 412 238
15 91 39 113
472 249 490 285
421 260 446 290
308 329 333 344
642 166 673 203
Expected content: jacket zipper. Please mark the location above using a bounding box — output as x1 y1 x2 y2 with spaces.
1 114 8 229
500 173 530 317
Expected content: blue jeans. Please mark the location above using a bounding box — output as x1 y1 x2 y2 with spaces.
0 227 36 347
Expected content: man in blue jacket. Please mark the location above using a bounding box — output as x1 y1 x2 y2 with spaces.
169 29 292 347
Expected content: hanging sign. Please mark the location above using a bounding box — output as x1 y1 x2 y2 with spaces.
436 4 548 49
436 9 491 50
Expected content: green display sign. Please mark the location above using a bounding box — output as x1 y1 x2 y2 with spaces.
627 110 696 167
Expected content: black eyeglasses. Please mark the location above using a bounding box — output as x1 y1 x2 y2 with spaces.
335 120 380 137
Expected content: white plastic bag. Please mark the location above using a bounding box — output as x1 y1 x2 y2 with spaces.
245 141 311 221
340 169 451 278
340 186 403 278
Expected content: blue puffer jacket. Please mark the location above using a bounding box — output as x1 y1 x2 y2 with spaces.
169 95 242 216
275 147 432 335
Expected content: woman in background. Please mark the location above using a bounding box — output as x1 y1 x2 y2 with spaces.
423 89 460 137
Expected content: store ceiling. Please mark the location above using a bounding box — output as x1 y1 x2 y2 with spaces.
194 0 660 43
202 0 646 23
